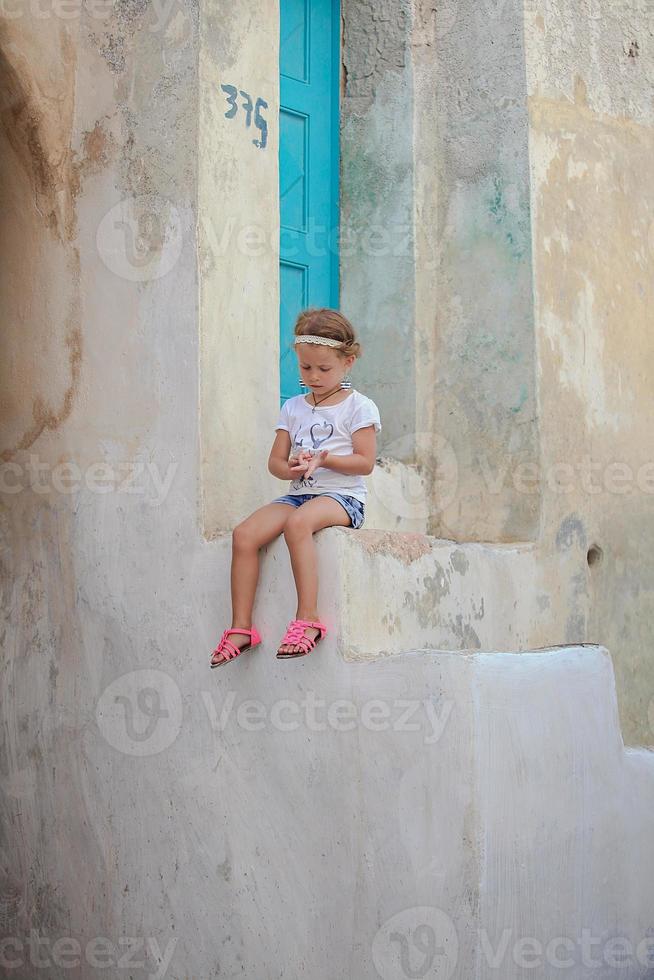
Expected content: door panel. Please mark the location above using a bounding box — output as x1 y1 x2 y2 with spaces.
279 0 339 403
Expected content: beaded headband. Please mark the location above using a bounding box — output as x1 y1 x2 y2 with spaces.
294 334 345 349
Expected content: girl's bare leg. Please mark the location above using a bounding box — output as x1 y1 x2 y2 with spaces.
278 497 350 655
230 542 259 630
286 529 320 622
211 503 294 664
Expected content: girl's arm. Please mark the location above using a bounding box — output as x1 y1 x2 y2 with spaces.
321 452 373 476
268 431 310 480
306 426 377 478
269 458 296 480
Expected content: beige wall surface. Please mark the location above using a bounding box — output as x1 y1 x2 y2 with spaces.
1 0 653 972
198 0 281 536
525 0 654 745
1 8 652 737
342 0 654 743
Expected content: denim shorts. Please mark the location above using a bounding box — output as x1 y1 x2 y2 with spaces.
272 492 365 529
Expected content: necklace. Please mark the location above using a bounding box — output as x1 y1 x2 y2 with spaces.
310 383 347 413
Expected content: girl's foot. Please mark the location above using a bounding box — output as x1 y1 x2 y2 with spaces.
211 628 257 667
277 617 326 657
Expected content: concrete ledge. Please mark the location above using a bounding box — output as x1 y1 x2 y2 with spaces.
180 643 653 976
258 526 550 662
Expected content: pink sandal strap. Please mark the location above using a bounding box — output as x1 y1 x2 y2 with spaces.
278 619 327 655
288 620 327 635
218 635 240 659
224 627 258 640
211 626 261 664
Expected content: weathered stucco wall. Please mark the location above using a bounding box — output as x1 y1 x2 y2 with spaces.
1 0 653 973
1 0 200 954
1 3 198 469
340 0 417 454
0 17 81 459
198 0 281 535
352 0 654 745
418 0 540 545
525 0 654 745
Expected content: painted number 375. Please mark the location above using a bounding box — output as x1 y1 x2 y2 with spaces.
220 84 268 149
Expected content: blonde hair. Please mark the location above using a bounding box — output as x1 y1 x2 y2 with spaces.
293 308 361 360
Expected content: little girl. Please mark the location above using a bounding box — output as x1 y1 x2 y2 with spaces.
210 307 382 666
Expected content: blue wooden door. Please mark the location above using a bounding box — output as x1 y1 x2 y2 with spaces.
279 0 340 403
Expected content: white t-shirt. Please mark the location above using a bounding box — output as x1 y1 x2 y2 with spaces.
274 389 382 503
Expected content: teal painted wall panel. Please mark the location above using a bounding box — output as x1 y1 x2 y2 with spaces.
279 0 340 403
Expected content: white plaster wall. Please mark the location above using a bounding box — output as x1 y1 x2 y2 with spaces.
340 0 417 453
199 0 281 535
11 599 654 979
524 0 654 745
1 2 654 976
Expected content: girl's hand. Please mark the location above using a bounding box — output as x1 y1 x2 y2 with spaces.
288 450 312 474
302 450 329 480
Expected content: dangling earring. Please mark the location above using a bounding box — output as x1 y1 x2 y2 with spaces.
298 378 308 389
340 373 352 390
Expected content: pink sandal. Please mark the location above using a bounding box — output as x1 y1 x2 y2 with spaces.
276 619 328 659
210 626 262 668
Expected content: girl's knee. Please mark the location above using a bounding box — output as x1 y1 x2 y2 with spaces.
232 521 260 549
283 513 312 537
